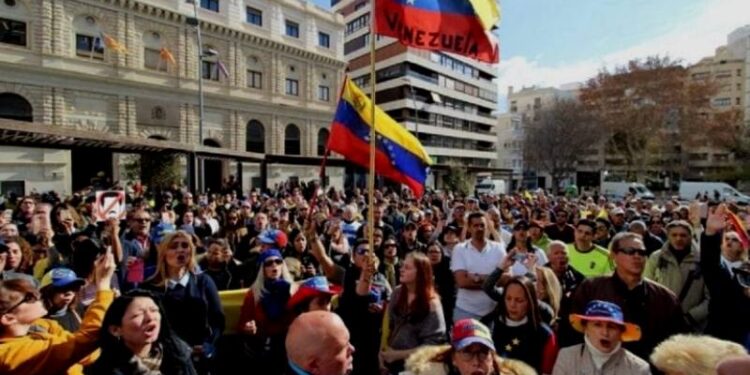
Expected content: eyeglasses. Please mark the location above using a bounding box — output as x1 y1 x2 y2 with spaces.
264 258 284 267
2 292 38 314
617 247 648 257
384 243 397 248
456 348 491 361
133 218 150 223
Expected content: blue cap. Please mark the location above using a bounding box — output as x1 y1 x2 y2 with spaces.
258 248 283 265
40 268 85 290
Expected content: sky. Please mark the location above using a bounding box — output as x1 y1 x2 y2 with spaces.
315 0 750 112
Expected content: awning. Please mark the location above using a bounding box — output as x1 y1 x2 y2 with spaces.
0 118 264 162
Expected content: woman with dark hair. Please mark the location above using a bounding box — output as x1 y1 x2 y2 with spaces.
506 221 548 276
86 290 197 375
4 237 33 275
283 228 319 280
381 252 446 374
426 241 455 325
489 276 558 375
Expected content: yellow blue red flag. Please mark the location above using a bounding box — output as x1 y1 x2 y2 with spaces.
328 78 432 197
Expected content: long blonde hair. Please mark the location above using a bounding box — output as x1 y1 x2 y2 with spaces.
250 254 294 304
536 267 562 318
148 230 199 288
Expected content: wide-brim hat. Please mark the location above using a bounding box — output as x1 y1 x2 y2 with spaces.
287 276 342 310
570 300 641 342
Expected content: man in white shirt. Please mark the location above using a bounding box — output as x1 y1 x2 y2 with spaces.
451 212 507 322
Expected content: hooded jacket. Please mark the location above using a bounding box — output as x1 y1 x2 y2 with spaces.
403 345 537 375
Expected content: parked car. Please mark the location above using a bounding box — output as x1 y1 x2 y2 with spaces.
679 181 750 205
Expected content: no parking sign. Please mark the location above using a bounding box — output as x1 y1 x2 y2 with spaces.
94 191 126 222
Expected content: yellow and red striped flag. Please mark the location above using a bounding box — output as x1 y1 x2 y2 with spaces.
727 211 750 249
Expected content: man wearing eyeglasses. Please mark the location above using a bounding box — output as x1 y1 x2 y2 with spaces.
568 231 686 364
119 209 154 291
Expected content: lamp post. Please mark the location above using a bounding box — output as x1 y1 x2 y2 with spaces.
186 1 218 192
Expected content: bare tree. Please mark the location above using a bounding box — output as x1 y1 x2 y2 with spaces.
579 56 730 180
523 99 605 192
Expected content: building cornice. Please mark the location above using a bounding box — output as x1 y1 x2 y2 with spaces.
97 0 346 68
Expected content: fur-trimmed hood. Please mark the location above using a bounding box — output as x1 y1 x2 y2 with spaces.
404 345 537 375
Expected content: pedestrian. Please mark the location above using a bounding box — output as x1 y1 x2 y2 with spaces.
85 290 197 375
402 318 535 375
552 300 649 375
285 311 355 375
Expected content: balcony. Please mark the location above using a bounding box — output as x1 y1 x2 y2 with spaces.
405 69 439 85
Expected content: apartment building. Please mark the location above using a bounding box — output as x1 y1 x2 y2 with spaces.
0 0 346 194
333 0 499 189
688 44 746 179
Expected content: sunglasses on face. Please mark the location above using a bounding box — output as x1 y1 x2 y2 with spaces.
617 247 648 257
384 243 397 248
169 241 191 249
2 292 38 314
355 247 369 255
264 258 284 267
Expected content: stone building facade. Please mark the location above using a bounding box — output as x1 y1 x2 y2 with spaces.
0 0 347 194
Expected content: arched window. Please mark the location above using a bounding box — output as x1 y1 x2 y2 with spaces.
284 124 300 155
246 120 265 153
317 128 329 156
0 93 32 122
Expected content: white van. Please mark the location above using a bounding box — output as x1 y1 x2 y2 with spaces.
475 178 507 195
679 182 750 204
601 182 655 200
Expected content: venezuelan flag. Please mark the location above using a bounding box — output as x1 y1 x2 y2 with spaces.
375 0 499 63
328 78 432 197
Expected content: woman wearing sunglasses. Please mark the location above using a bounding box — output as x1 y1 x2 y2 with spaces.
142 231 224 373
0 246 115 375
237 249 294 373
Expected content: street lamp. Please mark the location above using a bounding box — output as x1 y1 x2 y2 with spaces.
186 0 214 192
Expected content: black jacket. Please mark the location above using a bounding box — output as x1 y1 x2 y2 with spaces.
85 339 197 375
701 233 750 345
569 272 687 362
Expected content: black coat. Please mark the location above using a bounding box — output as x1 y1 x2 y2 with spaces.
569 272 687 362
85 339 197 375
701 233 750 345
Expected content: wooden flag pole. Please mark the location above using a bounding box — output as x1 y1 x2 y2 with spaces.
366 0 377 257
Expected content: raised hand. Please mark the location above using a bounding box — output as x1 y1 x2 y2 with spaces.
705 204 727 236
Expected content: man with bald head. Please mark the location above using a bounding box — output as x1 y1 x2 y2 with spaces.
286 311 355 375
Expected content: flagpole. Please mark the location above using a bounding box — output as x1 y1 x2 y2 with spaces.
366 0 377 257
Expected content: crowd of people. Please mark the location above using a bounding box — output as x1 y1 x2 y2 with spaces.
1 178 750 374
